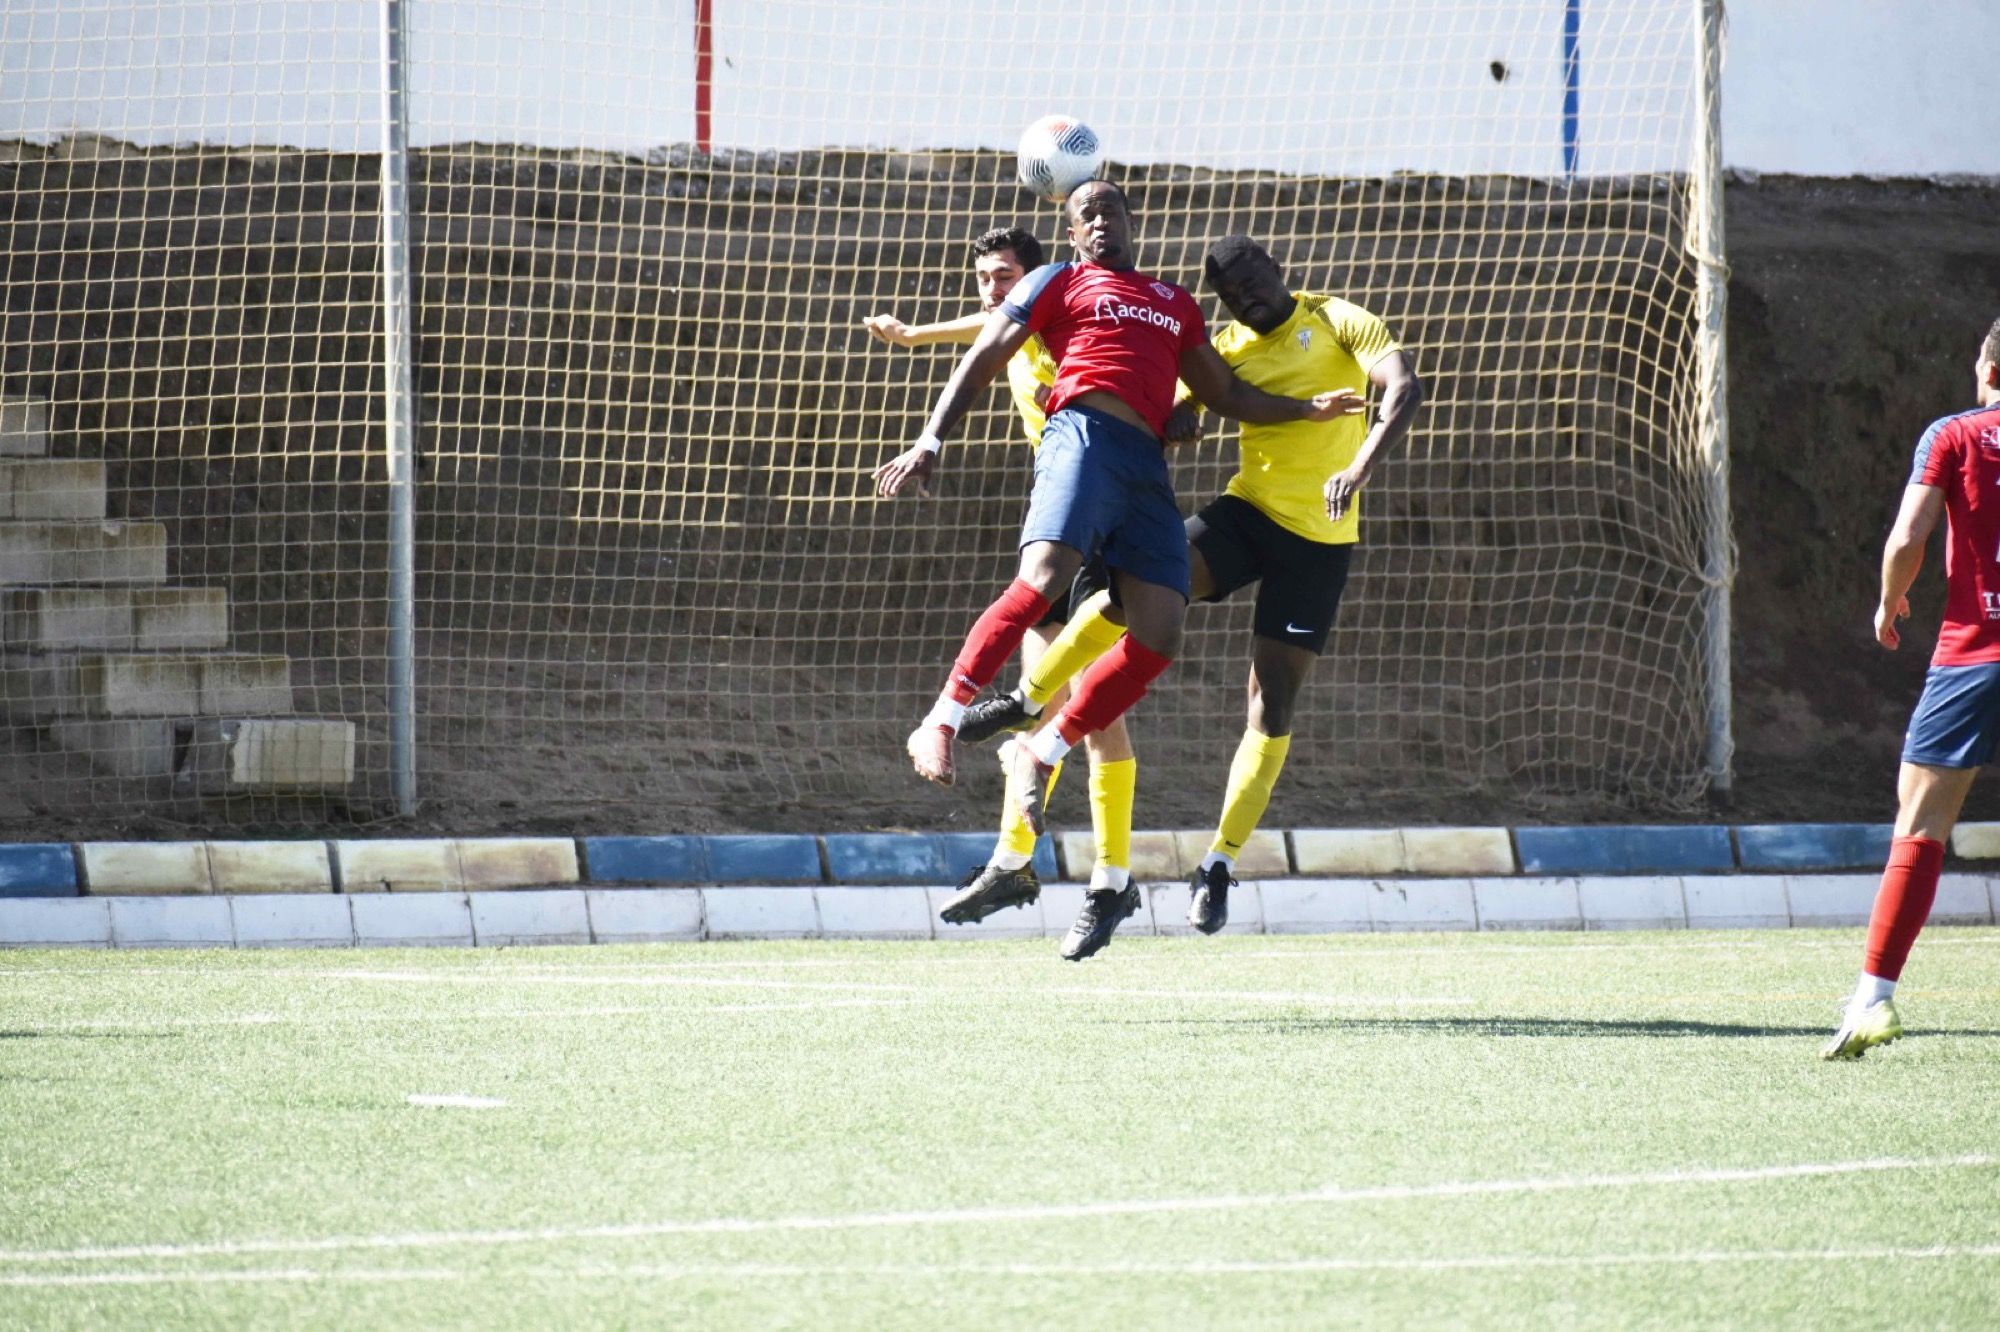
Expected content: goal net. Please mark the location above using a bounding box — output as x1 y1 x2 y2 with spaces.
0 0 1729 831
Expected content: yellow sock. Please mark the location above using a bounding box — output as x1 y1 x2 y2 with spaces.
1089 757 1137 872
1211 729 1290 859
996 754 1063 861
1025 591 1124 707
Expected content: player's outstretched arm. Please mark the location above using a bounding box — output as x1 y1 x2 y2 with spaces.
1177 344 1364 426
1325 351 1425 521
873 310 1033 498
1875 484 1945 649
862 311 988 348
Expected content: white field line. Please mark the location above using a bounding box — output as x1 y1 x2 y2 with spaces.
9 1244 2000 1289
1 1156 1989 1268
406 1095 507 1110
21 998 922 1032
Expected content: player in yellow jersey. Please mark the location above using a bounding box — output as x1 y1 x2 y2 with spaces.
864 227 1143 934
960 234 1424 932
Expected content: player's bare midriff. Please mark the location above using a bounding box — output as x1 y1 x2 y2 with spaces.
1069 389 1157 440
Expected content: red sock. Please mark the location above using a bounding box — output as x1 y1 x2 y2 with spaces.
1863 835 1945 981
1055 637 1173 744
945 579 1052 705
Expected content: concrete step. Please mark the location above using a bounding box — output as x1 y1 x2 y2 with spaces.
0 396 49 458
0 521 167 584
2 587 229 651
0 460 106 520
0 652 294 720
48 716 354 788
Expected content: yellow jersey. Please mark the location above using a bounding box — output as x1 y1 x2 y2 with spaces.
1211 292 1399 544
1004 334 1058 445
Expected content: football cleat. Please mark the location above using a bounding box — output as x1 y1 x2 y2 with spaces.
1061 884 1142 962
1821 998 1904 1061
960 691 1039 745
939 862 1041 925
1187 861 1235 935
905 722 956 786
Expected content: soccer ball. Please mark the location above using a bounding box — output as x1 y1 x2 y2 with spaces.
1016 115 1104 203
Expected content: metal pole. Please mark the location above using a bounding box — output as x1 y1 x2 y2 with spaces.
1691 0 1734 798
378 0 419 814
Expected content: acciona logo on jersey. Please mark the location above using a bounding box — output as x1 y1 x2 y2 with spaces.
1093 294 1183 335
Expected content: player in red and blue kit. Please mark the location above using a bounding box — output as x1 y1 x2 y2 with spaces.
873 179 1363 959
1825 315 2000 1059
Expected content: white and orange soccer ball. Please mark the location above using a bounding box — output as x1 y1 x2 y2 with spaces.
1015 115 1104 203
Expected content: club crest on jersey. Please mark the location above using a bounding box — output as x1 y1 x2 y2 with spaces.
1297 327 1312 350
1149 281 1176 300
1979 426 2000 458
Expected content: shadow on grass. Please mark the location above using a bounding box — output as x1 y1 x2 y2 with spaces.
1122 1016 2000 1040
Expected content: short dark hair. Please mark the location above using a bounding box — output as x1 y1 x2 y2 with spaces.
1983 315 2000 368
1064 178 1129 218
972 226 1045 272
1204 234 1279 289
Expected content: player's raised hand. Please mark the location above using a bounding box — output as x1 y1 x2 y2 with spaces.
1875 595 1911 649
1305 388 1367 421
873 443 937 497
1325 461 1372 521
862 314 915 347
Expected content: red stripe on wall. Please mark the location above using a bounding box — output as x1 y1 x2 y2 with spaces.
694 0 714 154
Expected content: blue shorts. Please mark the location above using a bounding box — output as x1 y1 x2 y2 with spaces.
1903 662 2000 768
1020 406 1190 599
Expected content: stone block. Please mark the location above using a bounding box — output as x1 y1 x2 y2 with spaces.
584 888 703 942
1950 823 2000 861
0 897 109 946
3 588 131 650
1578 876 1687 930
1260 879 1373 933
816 886 934 938
1930 874 1993 926
582 835 706 884
1518 826 1732 876
1735 824 1892 871
1681 874 1789 929
703 835 821 883
130 588 229 650
1785 875 1877 927
1036 883 1087 939
0 521 165 584
1147 879 1260 935
938 831 1057 883
83 655 203 717
50 719 177 776
108 895 232 947
1474 877 1583 930
335 839 462 893
0 394 49 456
1 459 106 520
177 719 355 791
1368 879 1477 932
1292 828 1403 876
80 841 211 895
207 841 334 894
1126 831 1183 878
199 655 294 714
469 889 591 946
349 892 474 946
1403 827 1518 875
702 886 818 938
926 883 1044 939
0 654 79 721
230 894 354 947
823 834 944 884
456 837 579 890
0 843 79 896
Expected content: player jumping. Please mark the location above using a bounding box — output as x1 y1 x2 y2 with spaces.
875 181 1363 959
1824 315 2000 1060
961 235 1423 932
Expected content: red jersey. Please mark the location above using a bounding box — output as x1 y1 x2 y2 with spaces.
999 261 1207 437
1911 400 2000 666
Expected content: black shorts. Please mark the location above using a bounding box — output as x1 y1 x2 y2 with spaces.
1035 555 1112 629
1190 494 1353 655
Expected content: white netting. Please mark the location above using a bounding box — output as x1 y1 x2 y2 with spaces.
0 0 1728 830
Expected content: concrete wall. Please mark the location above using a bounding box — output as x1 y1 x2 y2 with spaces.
4 1 1994 176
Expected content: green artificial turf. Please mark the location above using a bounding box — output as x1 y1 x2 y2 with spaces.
2 929 1997 1329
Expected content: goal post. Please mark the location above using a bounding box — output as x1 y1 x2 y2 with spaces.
0 0 1732 828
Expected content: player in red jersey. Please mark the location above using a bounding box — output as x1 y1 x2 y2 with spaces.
1824 315 2000 1059
874 179 1362 959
